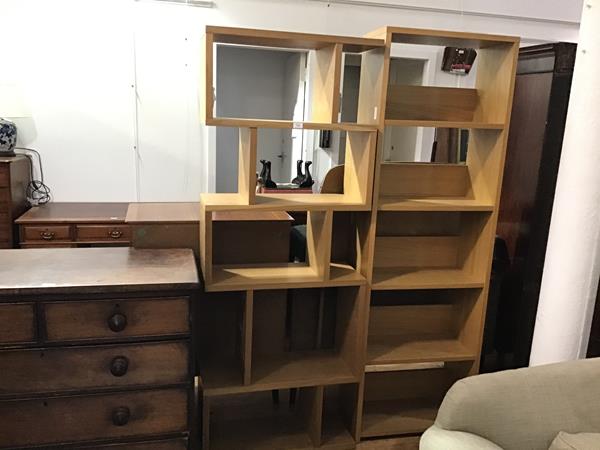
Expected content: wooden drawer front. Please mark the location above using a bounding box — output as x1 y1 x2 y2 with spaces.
0 388 188 448
0 341 189 396
23 224 71 242
74 438 188 450
0 211 8 225
77 224 132 242
0 188 9 203
45 297 189 342
0 166 8 187
0 303 35 344
0 224 10 242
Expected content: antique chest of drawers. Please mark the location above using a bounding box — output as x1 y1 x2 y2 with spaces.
0 247 199 449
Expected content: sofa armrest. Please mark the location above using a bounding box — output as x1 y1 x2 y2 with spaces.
420 425 503 450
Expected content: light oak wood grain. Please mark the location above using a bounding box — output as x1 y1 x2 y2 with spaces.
386 85 478 122
207 26 384 52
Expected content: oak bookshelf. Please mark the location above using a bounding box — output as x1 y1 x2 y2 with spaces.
199 25 518 449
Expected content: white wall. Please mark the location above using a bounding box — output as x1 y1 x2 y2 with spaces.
214 46 295 192
1 0 582 201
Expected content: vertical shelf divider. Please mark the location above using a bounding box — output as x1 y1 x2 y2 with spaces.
199 206 213 285
307 210 333 280
298 386 325 447
200 31 214 123
343 131 377 206
241 289 254 385
238 127 258 205
309 43 343 123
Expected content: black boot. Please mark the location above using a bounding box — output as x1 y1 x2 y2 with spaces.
299 161 314 188
291 160 304 185
265 161 277 189
259 159 267 184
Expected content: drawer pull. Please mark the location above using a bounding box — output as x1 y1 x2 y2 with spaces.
110 356 129 377
109 230 123 239
107 312 127 332
40 230 55 240
111 406 131 426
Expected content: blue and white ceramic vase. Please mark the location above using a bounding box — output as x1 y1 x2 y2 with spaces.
0 118 17 156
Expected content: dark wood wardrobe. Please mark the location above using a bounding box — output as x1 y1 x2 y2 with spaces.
493 43 577 368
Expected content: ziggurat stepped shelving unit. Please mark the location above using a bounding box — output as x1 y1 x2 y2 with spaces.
198 25 518 449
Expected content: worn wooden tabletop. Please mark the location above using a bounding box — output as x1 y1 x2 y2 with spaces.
0 247 199 295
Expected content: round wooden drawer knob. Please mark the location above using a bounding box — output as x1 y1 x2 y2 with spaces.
112 406 130 426
110 356 129 377
107 313 127 332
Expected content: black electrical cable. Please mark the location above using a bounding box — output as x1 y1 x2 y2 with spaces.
14 147 51 205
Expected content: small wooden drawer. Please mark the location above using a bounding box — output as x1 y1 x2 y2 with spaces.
0 188 9 203
0 167 8 187
22 224 72 242
44 297 189 342
77 224 131 242
0 388 188 448
0 225 10 241
74 438 188 450
0 341 189 396
0 303 35 345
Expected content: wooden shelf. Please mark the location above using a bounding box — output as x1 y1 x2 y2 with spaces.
361 398 439 438
373 26 519 48
205 263 365 292
203 351 358 396
378 197 494 212
208 25 385 52
371 268 485 290
384 119 504 129
211 416 314 450
198 23 519 450
322 414 355 448
200 193 370 212
206 117 377 132
211 414 352 450
367 336 476 366
199 362 243 395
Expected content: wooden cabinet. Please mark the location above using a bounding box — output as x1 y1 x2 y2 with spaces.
16 203 130 248
0 156 30 248
492 43 577 367
0 247 199 449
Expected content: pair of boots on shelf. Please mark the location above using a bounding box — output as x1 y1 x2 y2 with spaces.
258 160 277 189
291 160 314 188
257 159 315 190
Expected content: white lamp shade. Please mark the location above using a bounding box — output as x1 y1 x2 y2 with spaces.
0 84 30 118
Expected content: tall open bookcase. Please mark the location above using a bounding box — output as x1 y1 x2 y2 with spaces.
199 26 518 449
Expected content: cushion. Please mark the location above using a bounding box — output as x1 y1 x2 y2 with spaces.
549 432 600 450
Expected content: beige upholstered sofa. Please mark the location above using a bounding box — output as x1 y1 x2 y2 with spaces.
420 358 600 450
